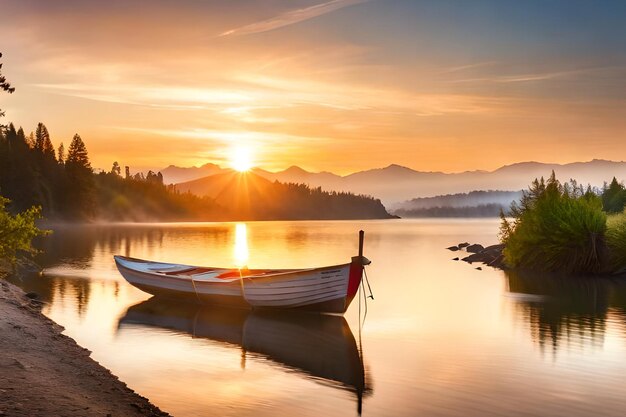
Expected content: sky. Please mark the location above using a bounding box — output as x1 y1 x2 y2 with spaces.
1 0 626 174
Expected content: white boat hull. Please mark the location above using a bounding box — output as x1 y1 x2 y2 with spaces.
114 256 365 314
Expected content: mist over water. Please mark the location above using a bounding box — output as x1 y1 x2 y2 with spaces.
10 219 626 417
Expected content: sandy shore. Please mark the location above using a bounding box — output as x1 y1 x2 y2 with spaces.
0 279 169 417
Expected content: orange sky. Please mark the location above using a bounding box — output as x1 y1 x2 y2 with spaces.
1 1 625 174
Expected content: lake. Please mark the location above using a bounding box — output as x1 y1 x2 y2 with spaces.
10 219 626 416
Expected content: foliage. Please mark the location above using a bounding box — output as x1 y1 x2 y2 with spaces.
601 177 626 214
64 134 95 219
606 213 626 272
95 172 225 221
500 172 607 274
0 196 48 266
395 203 506 218
0 52 15 121
1 120 392 221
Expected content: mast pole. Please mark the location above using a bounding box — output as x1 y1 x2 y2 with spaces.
359 230 364 260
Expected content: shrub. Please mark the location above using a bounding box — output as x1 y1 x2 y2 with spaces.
606 213 626 272
0 195 48 268
500 173 607 274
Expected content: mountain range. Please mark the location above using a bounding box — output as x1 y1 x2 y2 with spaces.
174 170 394 220
161 159 626 206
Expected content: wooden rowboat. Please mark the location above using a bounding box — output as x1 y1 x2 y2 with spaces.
114 231 371 314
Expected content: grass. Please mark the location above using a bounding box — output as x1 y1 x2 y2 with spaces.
606 212 626 273
501 173 610 274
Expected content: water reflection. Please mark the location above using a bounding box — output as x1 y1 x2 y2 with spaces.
7 271 95 317
118 298 371 414
505 270 626 354
234 223 249 268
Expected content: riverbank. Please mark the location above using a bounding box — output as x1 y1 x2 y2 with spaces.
0 278 169 417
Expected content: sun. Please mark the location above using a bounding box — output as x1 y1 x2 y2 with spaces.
230 146 253 172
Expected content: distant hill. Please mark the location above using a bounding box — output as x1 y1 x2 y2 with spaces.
392 190 523 211
175 171 395 220
163 159 626 205
160 163 225 184
391 190 523 218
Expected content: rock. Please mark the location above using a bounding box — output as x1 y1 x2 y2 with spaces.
458 242 470 248
24 292 38 300
483 244 505 253
466 244 484 253
487 254 506 269
452 257 459 261
462 252 496 264
446 246 459 251
475 267 482 270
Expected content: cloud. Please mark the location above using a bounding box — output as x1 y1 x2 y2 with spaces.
442 61 498 74
220 0 371 37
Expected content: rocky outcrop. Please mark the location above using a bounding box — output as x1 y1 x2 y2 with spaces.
447 243 506 269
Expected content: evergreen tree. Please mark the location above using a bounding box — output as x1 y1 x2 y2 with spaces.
35 122 56 161
0 123 39 212
57 142 65 164
0 52 15 122
602 177 626 213
64 134 95 219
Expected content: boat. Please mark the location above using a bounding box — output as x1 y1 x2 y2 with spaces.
118 298 371 414
113 230 371 314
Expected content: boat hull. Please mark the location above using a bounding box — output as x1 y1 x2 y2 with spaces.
114 256 364 314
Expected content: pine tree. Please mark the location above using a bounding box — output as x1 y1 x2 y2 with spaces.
66 134 92 168
0 52 15 122
602 177 626 213
35 122 56 161
64 134 95 219
57 142 65 164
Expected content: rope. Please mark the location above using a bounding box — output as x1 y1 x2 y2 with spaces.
238 268 249 303
363 267 374 300
359 266 370 331
190 276 200 302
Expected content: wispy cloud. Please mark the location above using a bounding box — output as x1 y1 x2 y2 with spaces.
443 61 498 74
220 0 371 37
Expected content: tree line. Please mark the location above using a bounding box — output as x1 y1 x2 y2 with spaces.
0 123 98 219
0 121 393 222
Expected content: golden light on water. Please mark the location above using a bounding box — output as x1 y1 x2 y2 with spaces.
233 223 249 268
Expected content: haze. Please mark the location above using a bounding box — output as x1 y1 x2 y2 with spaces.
1 0 625 173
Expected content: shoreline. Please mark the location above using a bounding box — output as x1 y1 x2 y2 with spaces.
0 278 169 417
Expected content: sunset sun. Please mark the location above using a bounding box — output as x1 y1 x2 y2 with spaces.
230 147 253 172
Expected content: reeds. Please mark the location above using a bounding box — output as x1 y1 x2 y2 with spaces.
606 212 626 273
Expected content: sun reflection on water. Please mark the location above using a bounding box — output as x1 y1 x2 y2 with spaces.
234 223 249 268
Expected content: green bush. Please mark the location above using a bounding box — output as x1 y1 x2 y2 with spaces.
0 195 48 268
500 173 607 274
606 213 626 272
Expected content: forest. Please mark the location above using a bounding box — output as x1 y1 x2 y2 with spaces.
0 122 393 222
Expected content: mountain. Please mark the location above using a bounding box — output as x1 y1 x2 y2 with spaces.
254 165 342 187
165 159 626 205
393 190 523 211
175 171 394 220
391 190 523 218
160 163 225 184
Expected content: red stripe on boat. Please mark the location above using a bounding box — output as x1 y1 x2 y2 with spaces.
346 261 363 304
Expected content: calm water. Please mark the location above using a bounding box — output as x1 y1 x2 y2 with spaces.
10 219 626 417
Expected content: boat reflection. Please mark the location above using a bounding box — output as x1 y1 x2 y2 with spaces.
118 297 372 414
